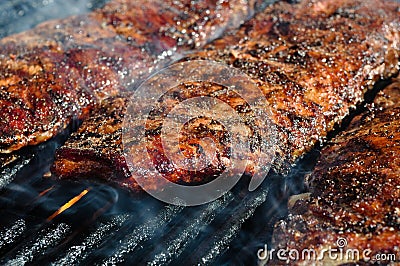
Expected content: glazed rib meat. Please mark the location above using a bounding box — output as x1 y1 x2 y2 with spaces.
269 76 400 265
52 0 399 190
0 0 263 155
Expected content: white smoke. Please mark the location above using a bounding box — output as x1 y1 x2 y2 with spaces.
0 0 108 38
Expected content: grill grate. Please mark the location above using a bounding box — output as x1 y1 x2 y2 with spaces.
2 223 72 265
0 219 26 253
99 205 184 265
182 188 269 265
0 119 316 265
0 159 308 265
54 214 132 265
146 193 234 265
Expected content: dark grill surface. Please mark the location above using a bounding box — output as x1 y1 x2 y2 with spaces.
0 122 314 265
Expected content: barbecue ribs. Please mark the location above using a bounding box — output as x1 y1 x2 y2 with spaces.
269 75 400 265
52 0 399 191
0 0 262 155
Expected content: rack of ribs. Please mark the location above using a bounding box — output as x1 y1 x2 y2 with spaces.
52 0 399 191
268 74 400 265
0 0 265 155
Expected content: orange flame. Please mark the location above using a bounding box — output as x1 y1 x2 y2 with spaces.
38 186 55 197
47 188 91 221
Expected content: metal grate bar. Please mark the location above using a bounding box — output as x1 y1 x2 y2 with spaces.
52 214 131 265
99 205 184 265
0 219 26 253
2 223 71 265
183 187 270 265
146 192 235 265
0 157 33 190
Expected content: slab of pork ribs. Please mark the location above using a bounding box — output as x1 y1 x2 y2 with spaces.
0 0 262 155
52 0 399 191
269 74 400 265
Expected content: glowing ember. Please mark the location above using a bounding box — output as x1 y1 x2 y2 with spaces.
47 188 91 221
38 186 55 198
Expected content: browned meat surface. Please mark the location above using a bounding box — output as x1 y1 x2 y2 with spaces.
52 94 136 189
269 76 400 265
0 0 261 155
53 82 255 190
52 0 399 191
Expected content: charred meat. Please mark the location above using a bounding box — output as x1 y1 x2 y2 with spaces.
0 0 262 154
52 0 399 191
270 76 400 265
